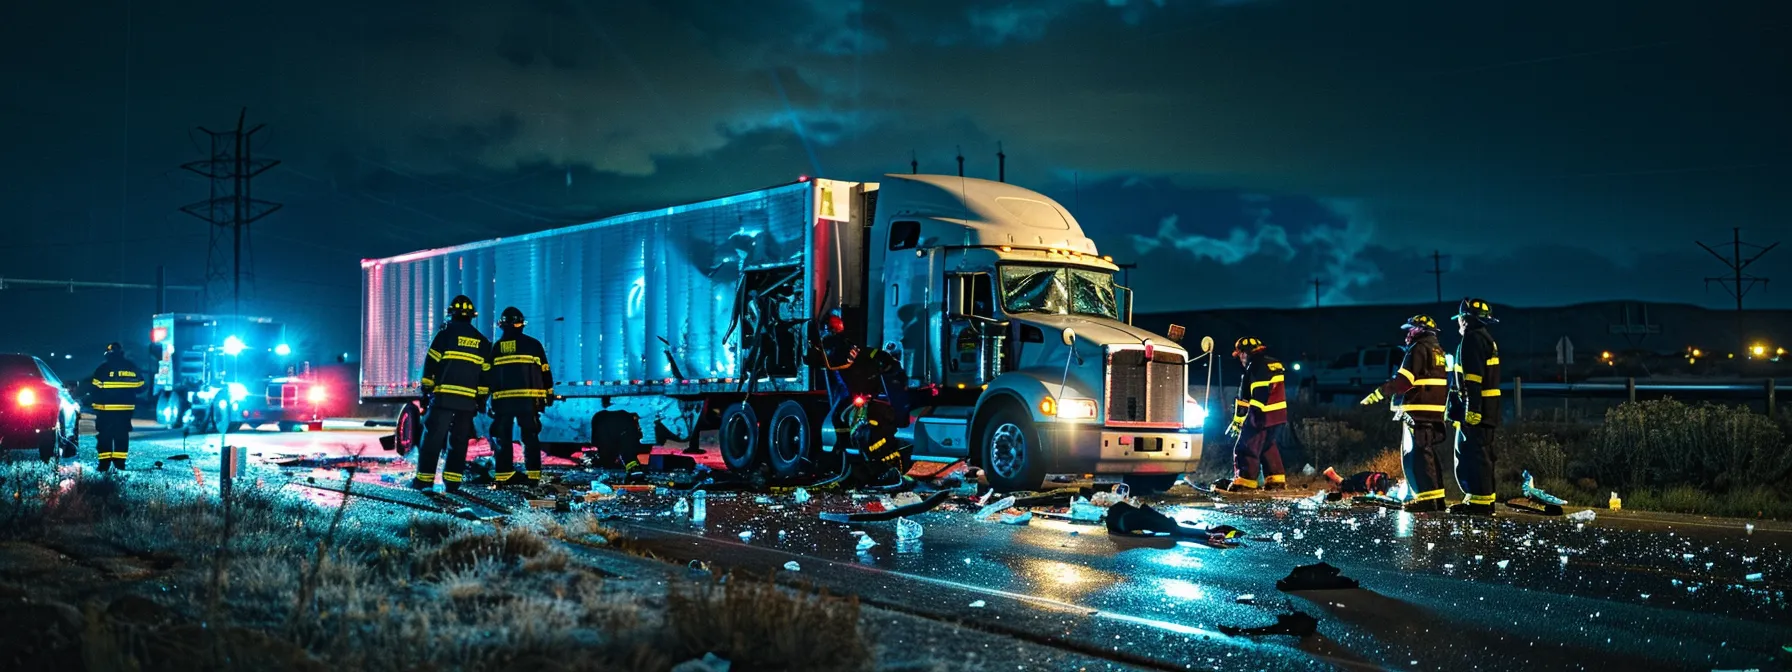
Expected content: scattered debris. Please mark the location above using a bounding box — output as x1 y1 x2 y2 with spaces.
674 499 691 516
975 496 1018 522
1218 610 1319 638
669 652 732 672
1235 594 1255 604
896 518 923 542
856 535 878 552
1607 491 1622 510
820 490 951 523
739 530 754 542
1745 573 1764 582
793 487 812 504
166 454 190 461
969 600 987 608
1746 523 1755 535
1521 471 1567 506
1068 497 1105 522
783 561 801 572
1276 562 1359 592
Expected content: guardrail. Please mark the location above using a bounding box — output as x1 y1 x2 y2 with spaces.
1506 377 1784 416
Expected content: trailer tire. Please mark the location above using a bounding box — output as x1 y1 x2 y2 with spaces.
978 403 1046 492
394 400 424 458
766 400 820 478
718 402 763 472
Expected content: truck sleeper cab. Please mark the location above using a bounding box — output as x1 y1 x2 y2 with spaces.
359 174 1203 492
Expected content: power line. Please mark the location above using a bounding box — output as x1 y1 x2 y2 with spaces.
1698 227 1777 343
181 108 281 312
1425 250 1449 304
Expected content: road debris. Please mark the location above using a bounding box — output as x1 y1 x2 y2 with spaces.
1276 562 1359 591
896 518 923 541
1235 594 1255 604
968 600 986 608
1567 509 1597 522
819 490 951 522
783 561 802 572
856 535 878 552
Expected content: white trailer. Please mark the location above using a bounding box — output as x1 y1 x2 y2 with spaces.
360 175 1205 490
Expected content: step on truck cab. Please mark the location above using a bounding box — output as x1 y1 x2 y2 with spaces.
359 175 1204 491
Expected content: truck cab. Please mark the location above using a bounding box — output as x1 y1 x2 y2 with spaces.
859 175 1204 491
149 313 330 433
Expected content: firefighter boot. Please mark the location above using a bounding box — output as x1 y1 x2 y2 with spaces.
1449 501 1496 517
1404 498 1448 514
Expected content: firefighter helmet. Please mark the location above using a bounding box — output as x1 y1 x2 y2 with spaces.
500 306 525 329
447 295 477 320
1233 336 1266 355
821 309 845 336
1451 297 1498 324
1401 314 1439 332
104 342 123 356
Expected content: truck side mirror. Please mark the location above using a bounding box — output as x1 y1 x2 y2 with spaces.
1060 328 1076 346
1200 335 1214 354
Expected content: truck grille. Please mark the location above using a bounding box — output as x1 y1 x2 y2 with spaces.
1106 349 1185 427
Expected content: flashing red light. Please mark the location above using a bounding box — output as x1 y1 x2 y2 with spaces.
16 387 37 407
853 395 867 408
307 386 327 404
797 175 810 182
150 327 167 343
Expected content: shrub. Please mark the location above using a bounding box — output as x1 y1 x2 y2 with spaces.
1588 399 1792 492
1500 433 1567 484
665 576 871 672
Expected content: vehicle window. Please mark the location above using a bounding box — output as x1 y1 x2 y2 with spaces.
889 221 919 250
1363 349 1387 367
969 274 994 318
0 356 41 380
997 264 1118 320
1330 353 1356 369
35 360 64 387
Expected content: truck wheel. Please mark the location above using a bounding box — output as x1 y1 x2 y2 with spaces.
394 401 424 457
157 393 185 429
766 400 819 478
979 404 1045 492
277 421 300 432
718 402 763 472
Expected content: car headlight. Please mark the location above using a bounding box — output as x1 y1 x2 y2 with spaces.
227 382 249 403
1056 397 1098 421
1183 396 1205 429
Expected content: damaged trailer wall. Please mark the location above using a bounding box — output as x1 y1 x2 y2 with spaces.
360 181 827 444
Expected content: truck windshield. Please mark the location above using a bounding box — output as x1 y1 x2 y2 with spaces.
998 264 1119 319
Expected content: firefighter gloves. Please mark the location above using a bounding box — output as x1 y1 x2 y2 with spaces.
1360 389 1385 405
1465 411 1483 426
1226 418 1243 438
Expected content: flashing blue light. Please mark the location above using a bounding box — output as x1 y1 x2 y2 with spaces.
222 336 246 356
1183 397 1205 430
1292 362 1302 371
275 343 292 357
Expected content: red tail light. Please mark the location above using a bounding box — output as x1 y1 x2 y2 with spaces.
307 386 327 403
16 387 37 407
852 395 866 407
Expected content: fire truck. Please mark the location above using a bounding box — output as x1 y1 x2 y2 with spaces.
148 313 330 433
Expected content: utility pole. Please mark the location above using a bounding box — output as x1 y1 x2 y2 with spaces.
910 150 918 175
1425 250 1449 303
1698 227 1777 347
181 108 281 314
1116 262 1138 287
1312 278 1322 307
956 146 964 177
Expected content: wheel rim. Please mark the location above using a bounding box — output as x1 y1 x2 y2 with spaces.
159 397 177 425
988 421 1028 479
722 413 753 462
770 414 803 464
397 405 419 449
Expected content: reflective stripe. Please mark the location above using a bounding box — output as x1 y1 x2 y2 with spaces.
93 404 135 411
1485 357 1500 366
442 351 485 365
96 381 144 388
492 355 541 366
1250 375 1285 390
427 349 442 361
420 377 434 387
1396 368 1414 382
1413 378 1448 386
1413 489 1447 502
1400 404 1447 413
1249 400 1288 412
435 384 477 397
1234 399 1249 407
1464 373 1484 383
414 473 436 482
1264 474 1286 484
476 387 490 396
526 470 541 479
492 389 548 399
1480 389 1501 397
1232 477 1258 488
443 472 464 482
493 471 515 481
1465 493 1497 505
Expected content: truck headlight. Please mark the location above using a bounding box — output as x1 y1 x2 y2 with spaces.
1183 397 1205 429
227 383 249 403
1057 397 1098 420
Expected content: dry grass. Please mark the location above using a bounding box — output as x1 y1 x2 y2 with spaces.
666 576 873 672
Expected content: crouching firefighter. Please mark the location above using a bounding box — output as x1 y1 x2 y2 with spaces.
413 295 491 493
86 342 143 470
1214 337 1288 492
1448 298 1502 516
816 310 912 486
488 307 554 488
1360 314 1451 513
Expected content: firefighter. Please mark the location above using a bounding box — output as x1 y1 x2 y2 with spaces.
1214 337 1288 492
412 295 491 493
816 310 911 482
1359 314 1451 513
488 307 554 488
1448 298 1502 516
86 342 144 471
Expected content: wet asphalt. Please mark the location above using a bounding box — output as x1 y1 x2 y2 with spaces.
81 424 1792 671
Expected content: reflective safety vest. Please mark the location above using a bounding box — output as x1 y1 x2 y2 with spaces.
1379 334 1449 423
1453 327 1502 426
88 357 145 412
1233 355 1287 428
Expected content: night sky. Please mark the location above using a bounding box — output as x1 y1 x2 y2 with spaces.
2 0 1788 361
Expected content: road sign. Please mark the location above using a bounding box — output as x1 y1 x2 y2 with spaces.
1556 337 1574 365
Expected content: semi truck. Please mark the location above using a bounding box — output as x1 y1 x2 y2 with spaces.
149 313 332 433
359 175 1207 491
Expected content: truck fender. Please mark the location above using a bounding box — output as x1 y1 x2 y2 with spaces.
967 369 1102 444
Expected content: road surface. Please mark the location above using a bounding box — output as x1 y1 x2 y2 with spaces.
28 421 1790 671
